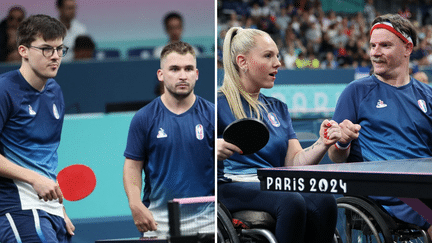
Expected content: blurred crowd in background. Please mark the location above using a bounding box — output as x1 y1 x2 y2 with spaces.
217 0 432 72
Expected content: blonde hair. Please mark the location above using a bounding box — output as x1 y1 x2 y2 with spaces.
220 27 269 120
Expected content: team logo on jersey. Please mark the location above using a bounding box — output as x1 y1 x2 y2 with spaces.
195 124 204 140
268 112 280 127
28 105 36 115
376 99 387 108
53 104 60 119
418 99 427 113
157 128 167 138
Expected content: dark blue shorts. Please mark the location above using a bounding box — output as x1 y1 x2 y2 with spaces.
0 209 71 243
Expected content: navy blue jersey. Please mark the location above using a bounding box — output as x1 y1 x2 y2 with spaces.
218 92 297 177
333 75 432 229
0 70 65 217
333 75 432 162
124 96 215 235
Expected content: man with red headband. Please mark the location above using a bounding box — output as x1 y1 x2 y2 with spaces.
329 13 432 238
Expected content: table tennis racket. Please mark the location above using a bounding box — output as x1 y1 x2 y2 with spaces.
223 118 270 155
57 164 96 201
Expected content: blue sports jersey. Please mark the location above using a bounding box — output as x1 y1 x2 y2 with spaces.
0 70 65 218
124 95 215 236
218 92 297 177
333 75 432 229
333 75 432 162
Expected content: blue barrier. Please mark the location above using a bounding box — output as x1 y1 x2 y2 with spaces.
216 68 357 86
0 58 215 114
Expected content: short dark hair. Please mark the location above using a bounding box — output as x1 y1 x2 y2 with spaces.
371 14 418 47
56 0 65 8
163 11 183 30
17 14 67 47
8 5 26 18
74 35 95 50
160 41 195 61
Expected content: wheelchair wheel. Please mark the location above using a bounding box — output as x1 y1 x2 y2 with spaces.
217 203 240 243
337 197 393 243
334 228 342 243
392 226 430 243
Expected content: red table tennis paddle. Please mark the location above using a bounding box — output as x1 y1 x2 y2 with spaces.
223 118 270 155
57 164 96 201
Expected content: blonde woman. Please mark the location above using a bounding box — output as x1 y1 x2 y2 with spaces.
217 27 341 243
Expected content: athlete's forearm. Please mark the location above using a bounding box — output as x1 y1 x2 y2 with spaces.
123 159 144 206
0 153 40 185
291 137 330 166
328 145 350 163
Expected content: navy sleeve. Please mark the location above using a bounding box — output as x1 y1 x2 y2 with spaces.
124 110 147 161
0 80 12 133
332 81 364 162
333 82 359 124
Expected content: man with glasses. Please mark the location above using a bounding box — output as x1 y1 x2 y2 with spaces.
0 14 74 242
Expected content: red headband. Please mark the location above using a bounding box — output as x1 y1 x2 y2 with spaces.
370 22 413 44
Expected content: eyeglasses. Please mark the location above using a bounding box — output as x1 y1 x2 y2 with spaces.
29 46 69 57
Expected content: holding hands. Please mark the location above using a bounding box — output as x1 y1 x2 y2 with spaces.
338 119 361 145
328 119 361 163
319 119 342 146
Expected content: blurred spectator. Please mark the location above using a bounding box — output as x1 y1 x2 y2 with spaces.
319 32 335 59
423 25 432 45
250 2 263 20
333 25 349 49
217 0 432 70
352 12 367 36
284 28 306 55
282 45 297 69
73 35 95 60
328 10 342 25
413 71 429 84
228 12 241 28
290 14 302 35
420 0 432 25
411 38 430 65
336 42 351 67
364 0 377 25
256 15 279 40
57 0 88 62
345 35 359 63
276 7 291 38
305 21 322 54
260 0 275 17
326 22 339 44
295 51 310 69
243 16 257 29
0 5 25 63
321 51 338 69
410 62 420 75
317 9 331 32
398 3 413 20
154 11 200 58
286 3 298 16
308 52 320 69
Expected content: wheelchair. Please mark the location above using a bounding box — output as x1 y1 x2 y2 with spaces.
337 195 431 243
217 201 342 243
